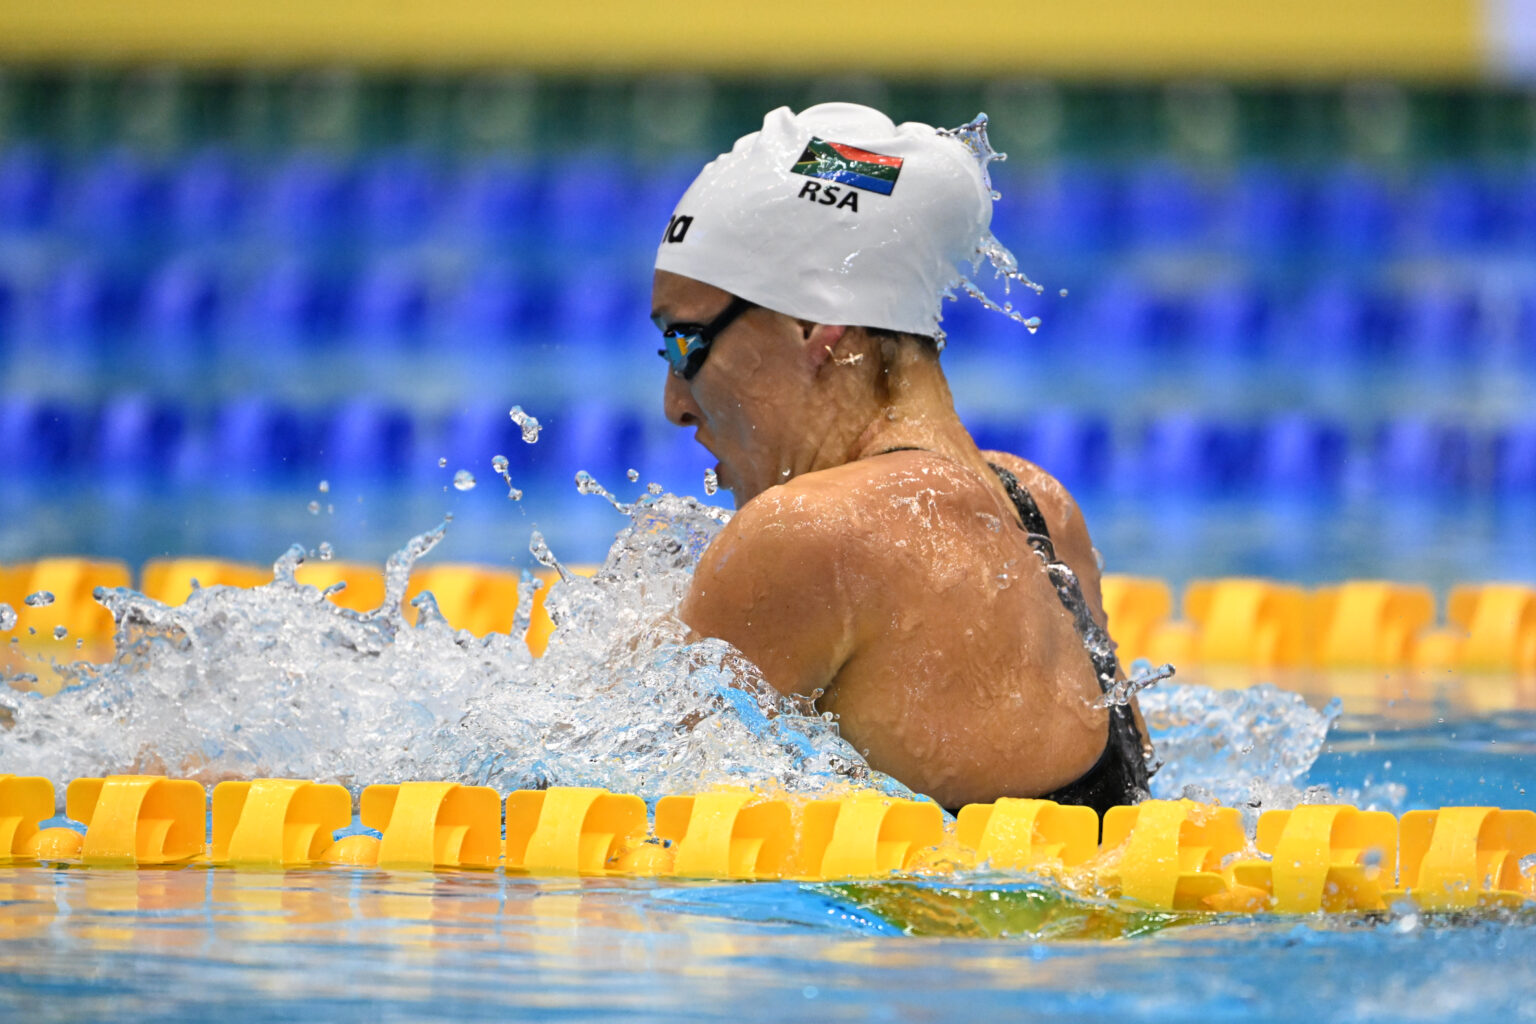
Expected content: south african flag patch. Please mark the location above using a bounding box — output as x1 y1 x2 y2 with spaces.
790 138 904 196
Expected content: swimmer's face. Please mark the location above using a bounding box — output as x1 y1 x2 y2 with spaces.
652 269 818 507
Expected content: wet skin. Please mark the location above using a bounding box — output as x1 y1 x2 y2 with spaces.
653 270 1145 809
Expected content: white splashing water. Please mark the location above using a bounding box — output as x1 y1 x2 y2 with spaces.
0 496 1350 824
1137 682 1399 831
932 113 1049 346
0 495 892 803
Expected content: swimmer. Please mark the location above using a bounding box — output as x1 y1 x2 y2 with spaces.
651 103 1152 813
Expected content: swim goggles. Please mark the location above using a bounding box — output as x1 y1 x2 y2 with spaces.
656 296 756 380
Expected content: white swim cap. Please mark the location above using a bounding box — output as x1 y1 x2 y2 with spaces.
654 103 998 340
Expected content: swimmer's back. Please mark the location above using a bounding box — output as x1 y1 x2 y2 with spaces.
680 446 1113 809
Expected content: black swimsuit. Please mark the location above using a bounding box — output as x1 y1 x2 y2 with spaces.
881 449 1151 816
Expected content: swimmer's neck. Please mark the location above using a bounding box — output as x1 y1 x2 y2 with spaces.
836 344 982 468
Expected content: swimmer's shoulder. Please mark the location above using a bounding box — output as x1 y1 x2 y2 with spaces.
977 449 1101 582
683 474 871 695
977 450 1086 536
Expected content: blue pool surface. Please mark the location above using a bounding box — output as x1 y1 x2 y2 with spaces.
2 680 1533 1023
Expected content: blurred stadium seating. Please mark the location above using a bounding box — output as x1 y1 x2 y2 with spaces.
0 60 1533 584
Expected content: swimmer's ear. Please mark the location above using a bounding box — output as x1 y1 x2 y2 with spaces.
800 322 847 369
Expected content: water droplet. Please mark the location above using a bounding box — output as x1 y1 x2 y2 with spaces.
453 470 476 491
24 592 54 608
318 542 334 561
1059 288 1068 298
509 405 542 444
318 479 330 493
529 530 572 583
52 625 67 640
508 487 523 501
492 455 509 474
0 604 15 630
438 457 448 468
575 471 632 512
307 500 321 515
937 113 1006 195
647 482 662 495
326 504 334 515
703 468 718 495
627 469 640 483
1024 316 1041 334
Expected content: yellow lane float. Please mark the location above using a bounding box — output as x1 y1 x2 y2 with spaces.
4 560 1536 671
3 774 1534 914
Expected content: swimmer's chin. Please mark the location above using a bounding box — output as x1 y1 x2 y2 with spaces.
710 462 757 509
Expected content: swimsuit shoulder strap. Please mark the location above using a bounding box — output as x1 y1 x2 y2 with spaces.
987 461 1123 698
986 461 1052 540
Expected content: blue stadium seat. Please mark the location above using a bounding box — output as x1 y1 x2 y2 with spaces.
1226 164 1310 256
1018 409 1112 492
236 259 337 350
0 144 58 233
1279 282 1389 365
142 259 223 357
261 153 354 245
0 268 14 348
359 150 439 244
348 260 431 349
1314 166 1399 259
170 147 247 243
963 414 1027 457
95 395 186 477
551 404 646 486
46 259 135 352
0 396 79 475
549 264 645 353
451 157 539 247
72 149 168 248
1373 418 1473 492
1398 287 1483 366
1139 413 1250 492
1513 170 1536 250
541 156 635 258
993 163 1119 256
1493 420 1536 494
441 264 533 352
1080 278 1162 359
1411 167 1499 252
1251 414 1348 492
204 397 312 481
320 399 416 477
1185 282 1270 363
1123 162 1210 248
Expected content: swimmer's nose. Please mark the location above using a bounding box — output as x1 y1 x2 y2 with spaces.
664 371 701 427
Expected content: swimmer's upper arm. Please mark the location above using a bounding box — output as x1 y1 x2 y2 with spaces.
678 492 859 700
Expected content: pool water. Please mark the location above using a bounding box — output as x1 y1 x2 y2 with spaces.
2 674 1533 1023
